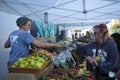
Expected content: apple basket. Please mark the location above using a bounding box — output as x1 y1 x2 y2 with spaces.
9 60 54 79
8 49 55 79
9 61 54 78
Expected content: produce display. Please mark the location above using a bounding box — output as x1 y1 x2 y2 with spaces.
41 68 94 80
53 49 76 69
96 56 102 62
46 47 66 54
9 44 95 80
71 50 80 65
11 50 50 68
59 41 69 47
40 76 67 80
77 61 91 76
45 40 73 54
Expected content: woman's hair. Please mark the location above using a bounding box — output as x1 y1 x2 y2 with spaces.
93 24 108 33
16 17 31 27
93 24 111 44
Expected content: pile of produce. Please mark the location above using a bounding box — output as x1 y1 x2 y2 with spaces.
46 47 67 54
59 56 75 69
59 41 69 47
11 50 50 68
53 50 76 69
71 50 80 65
96 56 102 62
40 76 67 80
77 61 91 76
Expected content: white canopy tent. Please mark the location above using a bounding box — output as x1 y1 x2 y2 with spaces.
0 0 120 24
1 0 120 79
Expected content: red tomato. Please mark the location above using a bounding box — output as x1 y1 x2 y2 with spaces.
87 77 94 80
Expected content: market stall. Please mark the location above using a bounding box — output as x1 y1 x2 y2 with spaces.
6 40 95 80
1 0 120 80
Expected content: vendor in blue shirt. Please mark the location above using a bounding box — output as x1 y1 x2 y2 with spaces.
4 17 61 65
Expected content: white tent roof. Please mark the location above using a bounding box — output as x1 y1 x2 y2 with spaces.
0 0 120 24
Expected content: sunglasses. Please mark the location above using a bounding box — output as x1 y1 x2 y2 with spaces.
94 32 99 35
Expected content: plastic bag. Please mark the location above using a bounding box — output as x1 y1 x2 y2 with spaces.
53 49 76 69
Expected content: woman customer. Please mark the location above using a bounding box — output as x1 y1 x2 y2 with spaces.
75 24 120 80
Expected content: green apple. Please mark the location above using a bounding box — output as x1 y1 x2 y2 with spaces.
13 62 19 67
34 63 43 68
18 58 23 62
30 60 35 66
19 63 25 68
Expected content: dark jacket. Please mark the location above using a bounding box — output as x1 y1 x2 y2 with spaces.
77 39 120 74
58 34 66 41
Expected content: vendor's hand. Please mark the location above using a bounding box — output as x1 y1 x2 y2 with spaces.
86 56 96 64
31 48 40 53
54 43 61 48
50 52 57 58
115 70 120 78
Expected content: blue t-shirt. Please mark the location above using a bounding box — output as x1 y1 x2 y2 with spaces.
7 30 35 65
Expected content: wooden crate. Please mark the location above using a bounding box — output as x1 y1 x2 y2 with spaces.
48 74 63 79
54 68 77 74
9 61 54 79
48 68 78 80
48 73 68 80
6 73 36 80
